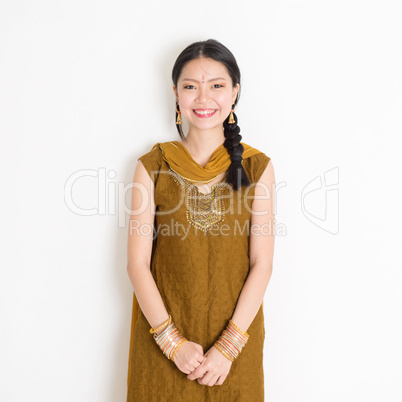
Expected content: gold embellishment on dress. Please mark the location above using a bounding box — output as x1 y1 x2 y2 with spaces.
168 167 228 232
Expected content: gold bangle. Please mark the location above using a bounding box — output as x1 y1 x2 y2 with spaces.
171 338 187 362
229 319 249 338
214 342 234 362
150 315 171 334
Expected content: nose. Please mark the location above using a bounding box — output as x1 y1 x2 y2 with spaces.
195 85 210 103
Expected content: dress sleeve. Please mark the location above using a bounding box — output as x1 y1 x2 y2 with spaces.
248 152 271 184
137 145 164 186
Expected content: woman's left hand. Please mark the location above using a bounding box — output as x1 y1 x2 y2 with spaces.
186 345 232 387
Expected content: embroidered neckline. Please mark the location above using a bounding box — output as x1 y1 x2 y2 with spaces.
168 167 229 232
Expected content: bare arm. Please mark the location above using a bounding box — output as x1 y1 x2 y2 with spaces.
127 160 205 373
127 160 168 335
231 160 276 333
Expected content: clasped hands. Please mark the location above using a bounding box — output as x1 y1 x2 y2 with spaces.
172 340 232 387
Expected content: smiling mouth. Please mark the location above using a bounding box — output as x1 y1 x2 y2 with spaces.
193 109 217 118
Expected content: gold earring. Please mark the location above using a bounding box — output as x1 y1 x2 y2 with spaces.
228 104 235 124
176 104 182 125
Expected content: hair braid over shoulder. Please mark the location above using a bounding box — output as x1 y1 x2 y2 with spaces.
223 109 251 191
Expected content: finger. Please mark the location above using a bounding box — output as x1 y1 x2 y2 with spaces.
190 357 202 368
207 374 220 387
188 366 207 380
194 359 202 369
189 365 198 373
197 371 213 386
215 374 225 386
187 370 198 380
188 369 202 380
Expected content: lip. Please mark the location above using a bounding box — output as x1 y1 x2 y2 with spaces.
193 109 217 118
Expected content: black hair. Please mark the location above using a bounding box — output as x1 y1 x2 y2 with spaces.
171 38 250 191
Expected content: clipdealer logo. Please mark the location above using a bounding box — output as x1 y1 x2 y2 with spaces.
64 166 339 235
128 218 277 241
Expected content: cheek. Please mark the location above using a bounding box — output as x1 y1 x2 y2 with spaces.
177 91 192 108
217 92 234 112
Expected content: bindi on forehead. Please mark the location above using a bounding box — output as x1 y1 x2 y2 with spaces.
181 76 227 83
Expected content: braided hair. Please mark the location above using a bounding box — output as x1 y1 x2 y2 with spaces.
171 39 251 191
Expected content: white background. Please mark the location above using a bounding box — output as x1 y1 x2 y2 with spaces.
1 1 401 401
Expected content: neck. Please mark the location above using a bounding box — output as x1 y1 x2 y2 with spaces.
182 126 225 159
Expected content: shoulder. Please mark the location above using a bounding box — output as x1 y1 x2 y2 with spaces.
241 142 272 184
138 143 164 166
138 143 163 160
137 143 164 183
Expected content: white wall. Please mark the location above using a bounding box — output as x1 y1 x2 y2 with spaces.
1 1 401 401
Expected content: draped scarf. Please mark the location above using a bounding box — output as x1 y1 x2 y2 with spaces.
151 140 262 183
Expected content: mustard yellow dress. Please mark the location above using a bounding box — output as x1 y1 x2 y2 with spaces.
127 141 271 401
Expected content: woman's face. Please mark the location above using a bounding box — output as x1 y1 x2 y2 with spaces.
173 57 239 132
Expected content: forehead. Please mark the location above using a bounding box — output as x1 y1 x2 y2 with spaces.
179 57 229 80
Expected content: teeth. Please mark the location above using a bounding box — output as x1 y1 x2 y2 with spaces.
195 110 216 115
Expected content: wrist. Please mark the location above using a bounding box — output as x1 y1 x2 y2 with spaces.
213 343 234 362
150 315 171 336
171 338 187 362
214 319 250 362
150 315 188 360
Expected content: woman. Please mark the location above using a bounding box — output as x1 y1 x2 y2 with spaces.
126 39 275 401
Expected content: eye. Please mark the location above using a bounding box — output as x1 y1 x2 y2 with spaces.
213 84 224 88
184 85 195 89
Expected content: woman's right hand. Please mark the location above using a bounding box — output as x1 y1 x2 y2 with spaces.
172 340 204 375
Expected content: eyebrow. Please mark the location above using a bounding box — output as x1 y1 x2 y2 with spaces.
181 77 227 83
